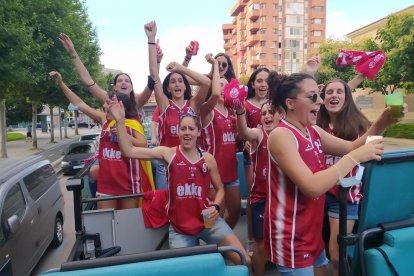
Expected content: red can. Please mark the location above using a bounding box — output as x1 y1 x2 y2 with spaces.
191 41 199 55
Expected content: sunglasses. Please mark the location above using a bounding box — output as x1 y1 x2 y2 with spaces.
218 62 228 69
306 92 325 103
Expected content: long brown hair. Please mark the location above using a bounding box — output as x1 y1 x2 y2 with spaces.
317 79 370 140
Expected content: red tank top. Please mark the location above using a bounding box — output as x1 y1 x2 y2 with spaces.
325 126 362 204
264 120 326 268
202 107 238 183
166 146 211 235
97 120 152 195
158 100 192 147
250 128 268 203
245 99 262 128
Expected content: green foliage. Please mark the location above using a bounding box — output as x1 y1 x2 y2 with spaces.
6 132 26 141
239 75 249 85
383 123 414 139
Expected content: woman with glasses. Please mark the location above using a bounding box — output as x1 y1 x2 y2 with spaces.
199 54 240 229
263 73 397 275
107 97 251 270
49 71 154 210
234 97 281 276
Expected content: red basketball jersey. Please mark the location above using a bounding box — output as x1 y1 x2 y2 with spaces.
250 128 268 203
264 120 326 268
97 120 152 195
166 147 211 235
202 108 238 183
158 100 191 147
245 99 262 129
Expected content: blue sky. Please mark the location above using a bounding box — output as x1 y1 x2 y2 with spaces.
84 0 413 88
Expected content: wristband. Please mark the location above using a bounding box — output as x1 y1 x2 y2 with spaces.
147 76 155 90
236 109 246 116
212 204 220 212
345 154 359 166
71 54 77 59
148 41 156 45
184 56 191 62
86 82 96 88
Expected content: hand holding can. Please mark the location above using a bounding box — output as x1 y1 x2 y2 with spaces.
191 41 199 55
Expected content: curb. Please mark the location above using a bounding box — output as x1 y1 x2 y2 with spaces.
52 156 64 174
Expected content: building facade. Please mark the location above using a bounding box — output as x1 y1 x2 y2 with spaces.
223 0 326 78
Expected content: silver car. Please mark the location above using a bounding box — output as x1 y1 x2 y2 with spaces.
0 156 64 276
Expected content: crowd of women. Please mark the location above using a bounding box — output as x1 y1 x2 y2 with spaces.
50 20 405 276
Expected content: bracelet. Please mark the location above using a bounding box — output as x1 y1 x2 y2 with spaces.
236 109 246 116
212 204 220 212
184 56 191 62
332 164 343 181
148 41 156 45
71 54 77 59
86 82 96 88
344 154 359 166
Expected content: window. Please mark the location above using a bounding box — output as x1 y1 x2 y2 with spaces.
3 184 26 222
278 18 282 24
312 6 323 12
259 53 266 59
272 28 277 34
260 28 266 34
272 53 278 59
270 41 277 48
313 31 322 37
249 3 260 11
285 39 300 48
289 27 302 35
24 164 56 201
273 3 277 10
272 16 277 22
240 18 245 25
312 18 322 24
312 42 320 48
260 3 266 9
260 40 266 46
260 16 266 22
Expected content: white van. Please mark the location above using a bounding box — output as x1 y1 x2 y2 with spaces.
0 156 65 276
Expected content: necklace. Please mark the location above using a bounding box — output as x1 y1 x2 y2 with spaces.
284 119 309 138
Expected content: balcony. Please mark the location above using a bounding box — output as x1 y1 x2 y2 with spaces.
247 21 260 33
224 42 232 50
222 24 234 34
246 33 259 47
251 58 260 67
247 9 259 21
224 33 232 40
231 0 247 16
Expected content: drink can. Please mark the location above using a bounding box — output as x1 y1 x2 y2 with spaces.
191 41 199 55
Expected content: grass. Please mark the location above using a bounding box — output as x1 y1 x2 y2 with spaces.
383 123 414 139
6 132 26 141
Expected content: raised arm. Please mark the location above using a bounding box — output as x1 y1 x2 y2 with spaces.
135 40 164 109
347 72 365 91
49 71 105 124
303 54 319 77
200 54 220 126
166 62 211 113
145 21 169 114
59 33 108 104
235 104 261 142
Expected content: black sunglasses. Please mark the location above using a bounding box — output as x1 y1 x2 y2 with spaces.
308 92 325 103
218 62 227 69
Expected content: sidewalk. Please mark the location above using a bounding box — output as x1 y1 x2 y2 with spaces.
0 127 99 167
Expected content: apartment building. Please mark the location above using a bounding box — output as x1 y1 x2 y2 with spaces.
223 0 326 77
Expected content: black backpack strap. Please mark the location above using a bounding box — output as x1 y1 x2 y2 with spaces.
374 247 399 276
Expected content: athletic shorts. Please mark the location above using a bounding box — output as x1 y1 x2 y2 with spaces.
325 193 359 220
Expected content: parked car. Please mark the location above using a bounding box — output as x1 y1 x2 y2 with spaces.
79 132 101 142
68 120 95 129
61 141 98 175
0 156 65 276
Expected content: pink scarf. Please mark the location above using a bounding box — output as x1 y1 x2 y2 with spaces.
336 49 386 80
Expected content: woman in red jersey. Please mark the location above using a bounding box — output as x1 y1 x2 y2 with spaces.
107 97 251 269
264 73 399 276
235 97 281 276
49 71 153 210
